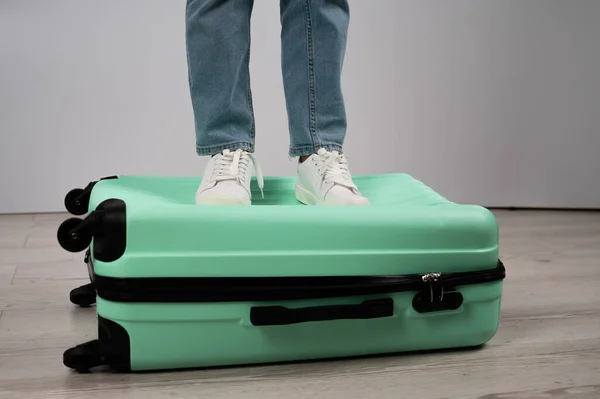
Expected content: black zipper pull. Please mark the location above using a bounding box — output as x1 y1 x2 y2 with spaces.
412 272 464 313
422 272 444 302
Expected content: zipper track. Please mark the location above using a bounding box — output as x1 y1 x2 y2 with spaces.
92 261 506 303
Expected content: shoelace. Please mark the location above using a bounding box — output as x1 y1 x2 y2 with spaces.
315 148 357 190
213 149 264 197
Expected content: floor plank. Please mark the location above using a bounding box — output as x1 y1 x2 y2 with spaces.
32 213 70 224
0 278 89 311
0 230 27 249
0 265 17 286
0 214 35 227
12 260 88 284
0 247 80 266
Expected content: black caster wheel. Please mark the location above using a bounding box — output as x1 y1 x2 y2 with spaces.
70 283 96 307
64 188 89 216
57 217 92 253
63 340 105 372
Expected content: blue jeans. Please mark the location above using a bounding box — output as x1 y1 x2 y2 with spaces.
185 0 350 157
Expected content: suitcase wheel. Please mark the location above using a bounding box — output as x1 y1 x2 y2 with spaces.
70 283 96 307
63 340 106 372
64 188 89 216
64 177 118 216
57 217 93 253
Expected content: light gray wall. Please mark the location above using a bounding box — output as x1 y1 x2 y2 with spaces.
1 0 599 213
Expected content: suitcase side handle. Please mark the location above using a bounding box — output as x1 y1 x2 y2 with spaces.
250 298 394 326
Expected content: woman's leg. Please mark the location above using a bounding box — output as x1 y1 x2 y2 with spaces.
280 0 368 205
186 0 255 156
279 0 350 157
187 0 262 205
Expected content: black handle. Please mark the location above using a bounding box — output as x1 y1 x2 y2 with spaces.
250 298 394 326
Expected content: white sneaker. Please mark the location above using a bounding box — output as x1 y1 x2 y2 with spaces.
196 149 264 205
296 148 370 206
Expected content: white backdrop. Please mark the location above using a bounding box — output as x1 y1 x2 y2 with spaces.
1 0 599 213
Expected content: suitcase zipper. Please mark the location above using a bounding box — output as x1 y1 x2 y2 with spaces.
92 260 505 304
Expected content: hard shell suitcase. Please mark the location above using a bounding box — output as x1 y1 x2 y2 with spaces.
58 174 506 372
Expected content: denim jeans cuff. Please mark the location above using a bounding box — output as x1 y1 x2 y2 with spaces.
288 143 343 157
196 141 255 156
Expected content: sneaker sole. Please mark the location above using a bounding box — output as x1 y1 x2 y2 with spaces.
295 184 320 205
296 184 371 206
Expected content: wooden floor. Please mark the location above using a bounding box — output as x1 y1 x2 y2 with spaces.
0 210 599 398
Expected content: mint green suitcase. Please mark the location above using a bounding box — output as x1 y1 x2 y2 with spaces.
58 174 505 372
